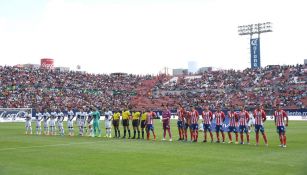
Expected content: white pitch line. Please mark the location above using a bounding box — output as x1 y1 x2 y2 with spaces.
0 141 100 151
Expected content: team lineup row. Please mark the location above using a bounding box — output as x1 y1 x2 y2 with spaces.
24 104 289 148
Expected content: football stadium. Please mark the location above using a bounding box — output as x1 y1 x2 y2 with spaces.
0 0 307 175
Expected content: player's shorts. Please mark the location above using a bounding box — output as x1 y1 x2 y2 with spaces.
49 120 55 127
177 121 184 128
228 126 237 133
255 124 265 133
25 121 31 127
146 124 154 131
239 125 248 133
105 120 111 129
184 123 190 130
190 123 198 130
276 126 286 134
163 123 170 129
36 122 41 128
67 120 73 128
113 120 119 127
215 125 224 132
79 120 86 127
141 120 146 128
203 124 212 132
58 122 63 128
123 119 129 126
44 122 48 128
132 119 139 127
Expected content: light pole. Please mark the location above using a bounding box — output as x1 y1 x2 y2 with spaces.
238 22 272 69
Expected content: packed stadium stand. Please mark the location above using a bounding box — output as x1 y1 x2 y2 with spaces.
0 64 306 110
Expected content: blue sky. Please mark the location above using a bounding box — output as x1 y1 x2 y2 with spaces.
0 0 306 74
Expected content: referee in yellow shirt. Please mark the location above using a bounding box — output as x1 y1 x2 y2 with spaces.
122 108 131 139
132 110 141 139
140 107 147 139
112 110 121 138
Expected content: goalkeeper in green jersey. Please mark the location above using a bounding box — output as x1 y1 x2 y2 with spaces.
92 106 101 137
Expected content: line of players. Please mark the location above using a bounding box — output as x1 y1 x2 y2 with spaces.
176 103 288 148
24 103 289 147
25 106 156 139
25 106 107 137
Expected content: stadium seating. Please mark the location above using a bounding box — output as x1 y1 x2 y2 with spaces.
152 65 306 110
0 64 306 110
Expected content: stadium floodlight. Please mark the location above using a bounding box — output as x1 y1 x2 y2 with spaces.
238 22 272 36
238 22 273 69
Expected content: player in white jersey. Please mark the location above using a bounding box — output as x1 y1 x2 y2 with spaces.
75 110 82 136
104 108 113 138
87 111 93 136
43 109 50 135
50 110 57 135
24 112 32 135
248 111 255 133
35 108 43 135
67 108 75 136
57 109 65 136
76 110 81 129
78 108 87 136
82 110 88 136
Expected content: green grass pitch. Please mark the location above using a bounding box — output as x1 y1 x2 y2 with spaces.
0 121 306 175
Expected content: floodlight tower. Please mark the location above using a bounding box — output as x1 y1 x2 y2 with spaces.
238 22 272 69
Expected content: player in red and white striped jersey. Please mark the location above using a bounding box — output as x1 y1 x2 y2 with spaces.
177 104 185 141
201 105 213 143
214 105 226 143
238 106 250 144
145 109 156 140
183 107 191 141
253 104 268 146
274 104 289 148
227 106 239 144
190 106 199 142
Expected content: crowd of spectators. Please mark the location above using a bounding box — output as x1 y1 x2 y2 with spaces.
0 66 153 110
154 64 306 110
0 64 306 111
